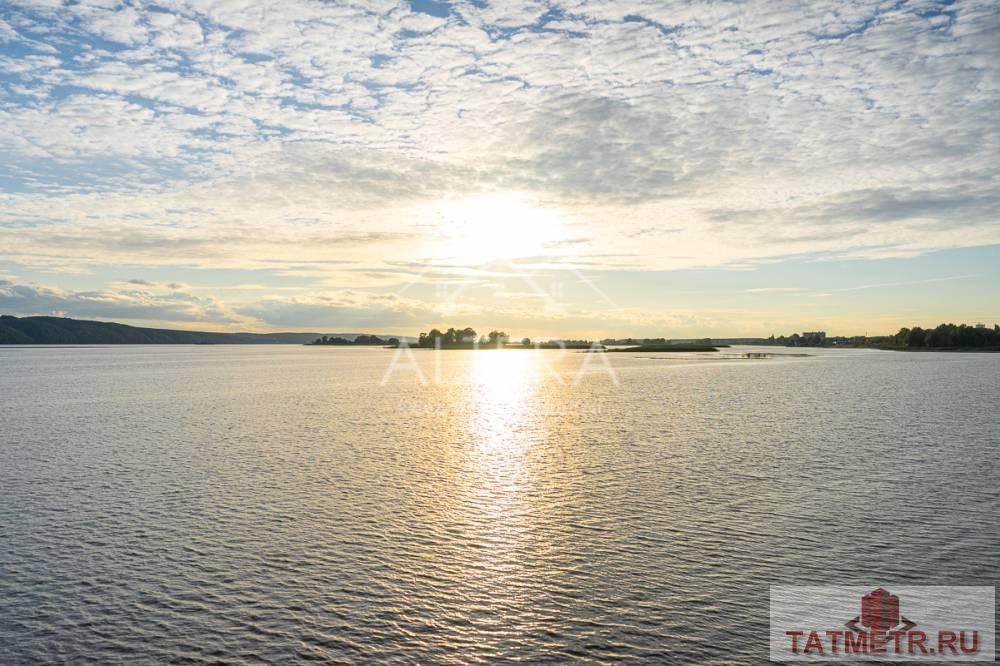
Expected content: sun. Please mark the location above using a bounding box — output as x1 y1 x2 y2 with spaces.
437 192 565 264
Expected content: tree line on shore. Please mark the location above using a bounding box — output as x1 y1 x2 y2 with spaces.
761 323 999 349
307 323 1000 350
891 323 1000 349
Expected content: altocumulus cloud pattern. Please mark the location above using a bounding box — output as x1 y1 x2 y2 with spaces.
0 0 997 330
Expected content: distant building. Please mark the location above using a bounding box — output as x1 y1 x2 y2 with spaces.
975 323 986 329
801 331 827 346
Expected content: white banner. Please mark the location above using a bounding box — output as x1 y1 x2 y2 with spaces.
770 586 995 661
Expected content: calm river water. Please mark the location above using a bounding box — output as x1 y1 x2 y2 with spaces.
1 345 997 663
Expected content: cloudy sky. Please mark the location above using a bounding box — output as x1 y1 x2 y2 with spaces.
1 0 998 337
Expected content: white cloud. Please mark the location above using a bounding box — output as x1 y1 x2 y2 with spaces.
0 280 238 323
0 0 997 331
235 290 437 328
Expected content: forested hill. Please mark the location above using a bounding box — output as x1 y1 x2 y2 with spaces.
0 315 332 344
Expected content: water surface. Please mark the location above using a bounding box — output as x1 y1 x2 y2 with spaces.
1 346 997 663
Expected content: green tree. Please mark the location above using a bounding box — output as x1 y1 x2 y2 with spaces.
424 328 444 347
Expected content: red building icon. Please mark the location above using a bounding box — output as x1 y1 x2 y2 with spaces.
861 588 900 630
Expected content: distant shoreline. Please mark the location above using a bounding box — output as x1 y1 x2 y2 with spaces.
876 346 1000 353
607 344 721 353
388 342 603 350
0 315 414 346
4 315 997 351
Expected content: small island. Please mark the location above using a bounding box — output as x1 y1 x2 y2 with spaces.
388 328 725 352
394 327 605 350
308 334 399 346
608 343 719 352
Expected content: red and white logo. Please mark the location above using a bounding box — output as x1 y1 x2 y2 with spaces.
846 587 914 633
770 586 995 661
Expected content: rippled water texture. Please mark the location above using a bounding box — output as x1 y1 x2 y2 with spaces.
1 346 997 663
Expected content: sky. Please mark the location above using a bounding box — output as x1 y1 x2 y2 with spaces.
0 0 998 338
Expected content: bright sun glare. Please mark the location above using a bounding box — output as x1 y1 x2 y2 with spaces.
439 192 564 264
